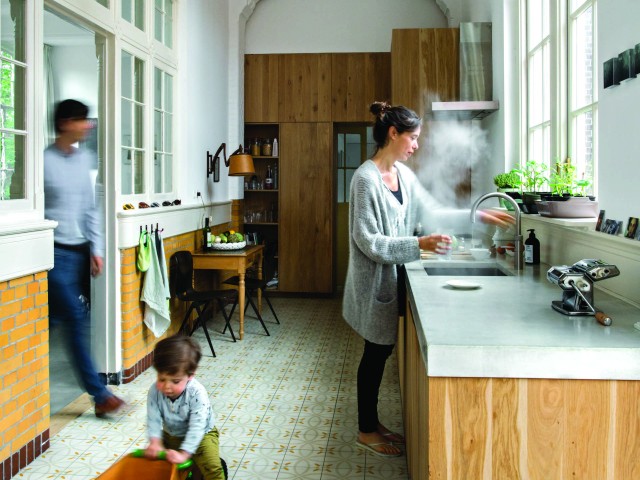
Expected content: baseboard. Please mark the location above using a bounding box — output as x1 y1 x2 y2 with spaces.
1 429 49 480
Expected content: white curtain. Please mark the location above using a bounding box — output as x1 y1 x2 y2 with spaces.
43 44 56 146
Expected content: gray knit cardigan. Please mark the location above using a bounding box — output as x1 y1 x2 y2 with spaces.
342 160 465 345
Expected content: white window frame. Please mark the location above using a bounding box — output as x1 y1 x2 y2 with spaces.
0 0 39 224
523 0 598 194
117 0 177 204
152 61 175 194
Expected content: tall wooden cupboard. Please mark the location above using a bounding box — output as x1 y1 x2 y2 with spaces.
244 52 390 293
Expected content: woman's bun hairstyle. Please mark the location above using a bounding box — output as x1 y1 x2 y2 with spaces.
369 101 421 150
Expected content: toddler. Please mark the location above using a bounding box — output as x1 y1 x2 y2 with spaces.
145 335 226 479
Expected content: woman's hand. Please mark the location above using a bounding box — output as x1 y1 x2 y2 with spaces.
144 438 163 459
477 209 515 229
165 449 192 464
418 234 451 253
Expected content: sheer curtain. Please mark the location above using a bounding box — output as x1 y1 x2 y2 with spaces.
43 44 55 147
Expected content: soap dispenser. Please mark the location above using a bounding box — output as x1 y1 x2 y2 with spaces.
524 229 540 265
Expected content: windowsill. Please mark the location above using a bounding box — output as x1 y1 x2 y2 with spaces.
521 214 597 229
116 200 232 248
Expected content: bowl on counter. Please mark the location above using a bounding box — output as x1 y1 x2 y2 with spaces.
470 248 491 261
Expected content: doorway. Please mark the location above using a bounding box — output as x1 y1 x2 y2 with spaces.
44 7 107 414
334 124 375 291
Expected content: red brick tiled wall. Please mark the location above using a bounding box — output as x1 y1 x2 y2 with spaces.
0 272 50 479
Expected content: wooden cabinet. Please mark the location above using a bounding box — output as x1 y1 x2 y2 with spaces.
402 298 640 479
243 124 279 284
245 54 279 123
278 54 332 122
331 52 391 122
391 28 459 117
279 123 333 293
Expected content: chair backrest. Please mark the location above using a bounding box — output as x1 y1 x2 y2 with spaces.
169 251 194 300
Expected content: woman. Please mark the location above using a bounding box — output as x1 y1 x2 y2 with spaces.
343 101 512 457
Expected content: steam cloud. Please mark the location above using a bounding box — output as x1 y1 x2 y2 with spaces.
417 118 490 208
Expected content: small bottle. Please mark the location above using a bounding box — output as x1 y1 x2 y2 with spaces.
203 217 211 251
524 228 540 264
272 138 278 157
206 216 213 249
265 165 274 190
273 164 278 189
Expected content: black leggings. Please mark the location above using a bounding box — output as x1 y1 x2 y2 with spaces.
357 339 395 433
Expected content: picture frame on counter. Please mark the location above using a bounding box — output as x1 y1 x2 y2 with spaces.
595 210 605 231
626 217 639 239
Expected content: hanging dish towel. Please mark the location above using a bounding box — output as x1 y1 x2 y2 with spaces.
140 231 171 337
136 229 151 272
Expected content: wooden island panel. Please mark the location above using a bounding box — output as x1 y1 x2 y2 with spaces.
403 304 640 479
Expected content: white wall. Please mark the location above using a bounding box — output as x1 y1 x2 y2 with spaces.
178 0 232 205
597 0 640 222
52 45 99 115
245 0 447 54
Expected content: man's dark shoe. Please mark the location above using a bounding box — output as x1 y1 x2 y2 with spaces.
95 395 125 418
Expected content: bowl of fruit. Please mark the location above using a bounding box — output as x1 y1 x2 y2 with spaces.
211 230 246 250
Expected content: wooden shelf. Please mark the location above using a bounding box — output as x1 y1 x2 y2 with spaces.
244 189 279 193
252 155 279 160
244 222 278 226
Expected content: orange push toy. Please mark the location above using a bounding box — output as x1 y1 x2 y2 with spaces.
97 450 194 480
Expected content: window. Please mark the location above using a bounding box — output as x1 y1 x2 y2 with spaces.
0 0 26 201
154 0 174 48
120 1 176 200
524 0 597 192
335 126 374 203
121 51 145 195
568 1 597 186
122 0 145 31
153 67 173 193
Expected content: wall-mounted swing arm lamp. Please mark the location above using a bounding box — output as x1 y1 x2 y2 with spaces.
207 143 255 182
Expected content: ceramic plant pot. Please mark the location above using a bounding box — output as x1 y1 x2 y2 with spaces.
535 196 599 218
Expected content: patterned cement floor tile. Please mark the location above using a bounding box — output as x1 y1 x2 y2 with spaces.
28 298 409 480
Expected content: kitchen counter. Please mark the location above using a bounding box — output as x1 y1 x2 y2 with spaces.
405 256 640 380
400 255 640 479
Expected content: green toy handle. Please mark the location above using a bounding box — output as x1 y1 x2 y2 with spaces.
130 448 193 470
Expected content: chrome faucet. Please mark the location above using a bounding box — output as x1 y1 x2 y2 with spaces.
470 192 523 270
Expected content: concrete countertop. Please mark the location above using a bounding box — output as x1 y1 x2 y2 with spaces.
405 255 640 380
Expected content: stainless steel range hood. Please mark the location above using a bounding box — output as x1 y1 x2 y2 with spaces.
431 100 499 120
431 22 499 120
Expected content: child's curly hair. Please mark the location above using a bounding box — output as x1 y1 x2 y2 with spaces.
153 335 202 376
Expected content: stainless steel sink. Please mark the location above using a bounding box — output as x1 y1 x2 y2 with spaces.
424 266 511 276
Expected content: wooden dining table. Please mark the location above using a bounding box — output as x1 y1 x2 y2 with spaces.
191 244 264 340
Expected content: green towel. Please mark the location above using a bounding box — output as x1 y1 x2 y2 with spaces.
136 230 151 272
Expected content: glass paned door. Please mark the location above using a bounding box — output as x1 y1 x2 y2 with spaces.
335 124 374 289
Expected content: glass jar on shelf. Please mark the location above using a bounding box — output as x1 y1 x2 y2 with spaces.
261 139 272 156
250 138 261 157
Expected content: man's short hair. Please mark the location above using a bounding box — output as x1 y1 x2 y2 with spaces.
54 99 89 133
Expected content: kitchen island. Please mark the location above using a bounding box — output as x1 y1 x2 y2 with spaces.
400 257 640 479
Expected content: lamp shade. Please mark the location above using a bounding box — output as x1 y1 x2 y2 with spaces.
228 152 255 176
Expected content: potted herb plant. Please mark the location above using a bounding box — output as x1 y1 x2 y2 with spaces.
493 170 522 210
536 160 598 218
513 160 549 214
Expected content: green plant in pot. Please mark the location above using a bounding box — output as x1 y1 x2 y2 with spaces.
537 159 598 218
546 160 593 199
493 170 522 210
513 160 549 214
